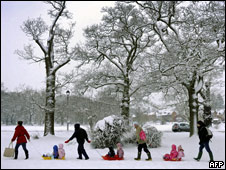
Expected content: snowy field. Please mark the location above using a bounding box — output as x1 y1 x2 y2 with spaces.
1 123 225 169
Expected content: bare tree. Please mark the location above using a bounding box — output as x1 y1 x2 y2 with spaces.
15 1 75 136
136 1 225 136
74 2 156 123
158 2 224 136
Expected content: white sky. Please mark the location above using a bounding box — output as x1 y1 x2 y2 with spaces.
1 1 116 92
1 1 225 97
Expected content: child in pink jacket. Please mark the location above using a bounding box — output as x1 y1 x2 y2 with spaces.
116 143 124 159
169 144 178 160
177 145 184 160
58 144 65 159
164 144 184 161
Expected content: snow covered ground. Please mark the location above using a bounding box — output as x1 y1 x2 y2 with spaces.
1 123 225 169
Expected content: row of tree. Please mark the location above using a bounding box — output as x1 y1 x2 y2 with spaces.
1 83 121 127
15 1 224 136
1 81 224 126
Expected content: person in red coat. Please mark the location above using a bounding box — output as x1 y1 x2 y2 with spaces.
11 121 30 159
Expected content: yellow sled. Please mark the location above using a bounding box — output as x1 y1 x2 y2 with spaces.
42 156 65 160
42 156 52 160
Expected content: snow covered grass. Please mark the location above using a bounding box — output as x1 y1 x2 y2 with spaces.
1 123 225 169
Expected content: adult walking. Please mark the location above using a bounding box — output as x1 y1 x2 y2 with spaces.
11 121 30 159
194 120 214 162
65 123 91 160
134 122 152 161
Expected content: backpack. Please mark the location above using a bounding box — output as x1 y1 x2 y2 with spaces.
206 127 213 139
139 130 146 141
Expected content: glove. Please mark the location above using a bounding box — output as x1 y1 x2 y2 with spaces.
65 140 70 143
28 139 30 142
88 140 91 143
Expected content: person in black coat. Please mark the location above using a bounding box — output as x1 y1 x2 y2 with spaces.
194 120 214 162
65 123 91 160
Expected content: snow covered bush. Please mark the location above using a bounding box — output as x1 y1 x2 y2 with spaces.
31 133 40 139
120 129 136 145
143 123 163 148
91 115 127 148
121 123 163 148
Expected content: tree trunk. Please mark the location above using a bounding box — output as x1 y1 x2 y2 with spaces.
29 104 34 125
60 112 64 125
10 114 15 125
29 113 32 125
203 81 212 127
188 86 199 137
44 72 56 136
121 76 130 124
6 115 9 125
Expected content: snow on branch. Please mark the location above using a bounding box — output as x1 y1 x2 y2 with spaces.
30 97 52 112
50 58 70 74
21 17 48 40
90 82 125 89
15 44 45 63
54 70 78 90
96 49 125 75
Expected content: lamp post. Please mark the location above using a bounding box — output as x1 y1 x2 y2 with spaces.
66 90 70 131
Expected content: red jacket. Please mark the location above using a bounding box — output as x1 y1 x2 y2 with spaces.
11 125 30 144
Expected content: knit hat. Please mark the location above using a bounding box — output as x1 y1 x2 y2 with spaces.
178 145 183 151
117 143 122 148
18 121 23 126
74 123 80 130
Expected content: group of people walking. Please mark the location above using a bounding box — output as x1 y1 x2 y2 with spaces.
10 120 214 162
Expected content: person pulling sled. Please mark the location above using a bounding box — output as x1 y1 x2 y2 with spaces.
133 122 152 161
11 121 30 160
194 120 214 162
65 123 91 160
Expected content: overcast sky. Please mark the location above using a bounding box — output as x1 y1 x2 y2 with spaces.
1 1 115 92
1 1 225 97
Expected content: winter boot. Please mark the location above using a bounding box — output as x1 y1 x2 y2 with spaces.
77 150 82 159
14 151 18 160
134 152 141 160
208 151 214 162
194 151 202 161
25 150 29 159
145 152 152 161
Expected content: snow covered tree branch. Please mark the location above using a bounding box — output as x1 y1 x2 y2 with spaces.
15 1 74 136
154 1 225 136
74 2 157 122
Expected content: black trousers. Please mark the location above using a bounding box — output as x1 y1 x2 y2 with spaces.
199 141 212 153
138 143 150 153
77 142 89 159
15 143 28 157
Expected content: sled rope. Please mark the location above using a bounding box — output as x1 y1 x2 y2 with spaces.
94 149 102 157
